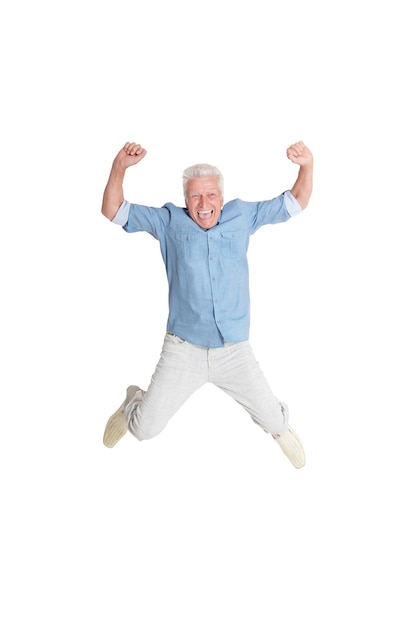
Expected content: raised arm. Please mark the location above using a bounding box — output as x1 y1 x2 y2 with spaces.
287 141 313 210
101 142 147 220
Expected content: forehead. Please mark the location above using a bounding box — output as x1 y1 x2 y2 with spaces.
186 176 222 195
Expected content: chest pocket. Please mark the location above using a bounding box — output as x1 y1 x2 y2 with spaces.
220 231 247 259
175 232 207 261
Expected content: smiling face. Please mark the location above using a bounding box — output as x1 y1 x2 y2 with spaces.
185 176 224 229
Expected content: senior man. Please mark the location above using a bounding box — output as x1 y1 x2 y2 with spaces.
101 140 313 468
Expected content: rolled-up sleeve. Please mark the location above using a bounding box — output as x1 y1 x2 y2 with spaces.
111 200 131 226
283 190 303 217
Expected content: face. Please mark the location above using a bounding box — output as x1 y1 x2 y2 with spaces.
185 177 223 229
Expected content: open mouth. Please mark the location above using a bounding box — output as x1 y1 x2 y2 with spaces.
197 210 213 220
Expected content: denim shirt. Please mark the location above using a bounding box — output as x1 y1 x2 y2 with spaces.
112 191 302 348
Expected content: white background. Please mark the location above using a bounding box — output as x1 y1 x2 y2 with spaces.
1 1 416 624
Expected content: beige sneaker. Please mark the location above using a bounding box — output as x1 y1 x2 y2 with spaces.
103 386 140 448
273 427 306 468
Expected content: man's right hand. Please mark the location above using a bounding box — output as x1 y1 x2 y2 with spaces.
114 142 147 170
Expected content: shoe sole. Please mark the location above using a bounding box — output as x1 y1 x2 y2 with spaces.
103 403 128 448
274 427 306 469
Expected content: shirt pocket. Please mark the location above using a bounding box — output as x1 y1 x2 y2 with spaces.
175 232 207 261
220 231 246 259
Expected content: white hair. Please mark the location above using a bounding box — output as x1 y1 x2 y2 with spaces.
182 163 224 198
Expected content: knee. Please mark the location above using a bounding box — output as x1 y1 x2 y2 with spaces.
127 408 169 441
128 422 164 441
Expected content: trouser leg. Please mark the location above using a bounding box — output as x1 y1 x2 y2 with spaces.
209 341 288 436
125 333 208 440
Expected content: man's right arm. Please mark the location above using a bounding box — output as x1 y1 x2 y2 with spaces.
101 142 147 220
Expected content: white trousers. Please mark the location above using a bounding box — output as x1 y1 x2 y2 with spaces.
125 333 289 440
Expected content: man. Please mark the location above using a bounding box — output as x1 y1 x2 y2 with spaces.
101 140 313 468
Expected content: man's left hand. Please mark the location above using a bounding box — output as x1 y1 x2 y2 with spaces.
286 141 313 167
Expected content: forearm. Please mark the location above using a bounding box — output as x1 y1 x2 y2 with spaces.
290 163 313 210
101 162 126 221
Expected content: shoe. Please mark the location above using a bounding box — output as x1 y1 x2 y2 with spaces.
103 386 140 448
273 427 306 468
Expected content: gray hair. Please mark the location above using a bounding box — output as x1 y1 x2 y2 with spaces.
182 163 224 198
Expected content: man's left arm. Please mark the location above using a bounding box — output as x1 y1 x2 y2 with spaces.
287 141 313 210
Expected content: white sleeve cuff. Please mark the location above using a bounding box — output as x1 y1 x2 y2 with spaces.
284 190 302 217
111 200 131 226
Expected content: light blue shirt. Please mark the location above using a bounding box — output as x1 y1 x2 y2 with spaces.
112 191 302 347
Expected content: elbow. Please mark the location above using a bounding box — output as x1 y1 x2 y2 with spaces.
298 197 310 210
291 192 310 211
290 187 312 211
101 206 113 220
101 202 121 221
101 210 113 221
